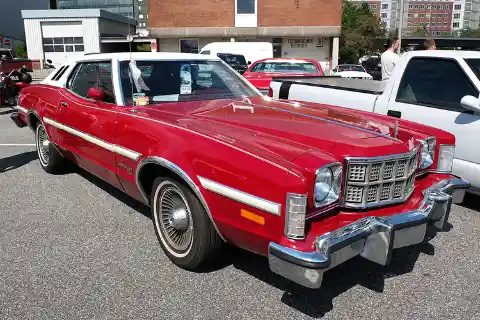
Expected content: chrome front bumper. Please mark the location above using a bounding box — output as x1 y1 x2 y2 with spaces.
268 178 470 289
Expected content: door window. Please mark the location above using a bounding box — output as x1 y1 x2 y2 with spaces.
396 57 479 112
67 61 116 104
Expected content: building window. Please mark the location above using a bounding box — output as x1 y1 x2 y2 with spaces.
453 13 460 19
453 22 460 28
179 39 198 53
237 0 255 14
419 13 425 18
43 37 84 53
382 3 388 9
381 12 387 18
432 5 437 9
408 13 413 18
409 4 413 9
414 4 419 9
420 4 424 9
443 22 448 26
454 4 461 10
426 4 431 9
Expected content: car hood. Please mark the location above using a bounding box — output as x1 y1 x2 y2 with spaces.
141 96 414 165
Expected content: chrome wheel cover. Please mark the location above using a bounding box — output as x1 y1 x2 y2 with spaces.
156 183 194 253
36 125 50 167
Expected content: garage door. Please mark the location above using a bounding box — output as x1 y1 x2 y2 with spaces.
41 21 85 67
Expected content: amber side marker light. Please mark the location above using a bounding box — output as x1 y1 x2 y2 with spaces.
240 209 265 225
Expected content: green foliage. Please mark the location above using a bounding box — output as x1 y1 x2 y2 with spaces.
14 43 27 58
340 1 387 64
136 43 151 52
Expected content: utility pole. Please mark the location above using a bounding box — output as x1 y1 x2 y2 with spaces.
398 0 405 49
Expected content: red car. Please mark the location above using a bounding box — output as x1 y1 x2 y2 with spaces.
243 58 324 95
11 52 470 289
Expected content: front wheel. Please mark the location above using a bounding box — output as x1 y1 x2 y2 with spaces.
35 122 66 174
151 177 223 269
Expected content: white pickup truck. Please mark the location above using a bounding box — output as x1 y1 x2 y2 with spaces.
269 50 480 196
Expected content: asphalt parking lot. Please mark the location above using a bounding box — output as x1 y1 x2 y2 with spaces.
0 106 479 320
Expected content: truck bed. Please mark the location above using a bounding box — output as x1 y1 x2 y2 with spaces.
272 76 385 95
270 76 383 113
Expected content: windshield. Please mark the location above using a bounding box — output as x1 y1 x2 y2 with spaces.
465 59 480 81
337 65 365 72
119 60 259 105
250 61 320 73
217 54 247 66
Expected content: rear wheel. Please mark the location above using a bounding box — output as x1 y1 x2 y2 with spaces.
151 177 223 269
35 122 66 174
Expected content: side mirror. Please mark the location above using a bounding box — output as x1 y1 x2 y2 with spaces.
460 95 480 113
247 61 251 65
47 59 52 64
87 87 105 101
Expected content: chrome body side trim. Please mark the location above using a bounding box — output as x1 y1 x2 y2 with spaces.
135 156 226 241
268 177 470 289
14 105 28 113
198 176 281 216
42 117 141 161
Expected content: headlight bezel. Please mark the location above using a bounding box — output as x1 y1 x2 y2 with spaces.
313 162 343 208
419 136 436 169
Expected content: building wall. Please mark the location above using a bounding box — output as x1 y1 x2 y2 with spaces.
464 0 480 28
99 19 135 36
148 0 235 28
137 0 148 28
405 0 453 34
0 0 48 42
258 0 342 27
58 0 137 20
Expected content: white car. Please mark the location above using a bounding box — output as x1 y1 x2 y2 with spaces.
270 50 480 197
329 64 373 79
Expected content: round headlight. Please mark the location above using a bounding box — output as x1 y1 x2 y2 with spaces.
315 168 333 202
420 138 436 169
314 164 342 208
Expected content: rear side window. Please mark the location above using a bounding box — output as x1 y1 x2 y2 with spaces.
200 50 210 55
396 57 478 112
250 62 320 73
465 58 480 81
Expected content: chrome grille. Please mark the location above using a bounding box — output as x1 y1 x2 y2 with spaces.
343 148 419 208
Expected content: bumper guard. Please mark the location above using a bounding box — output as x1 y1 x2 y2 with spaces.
268 178 470 288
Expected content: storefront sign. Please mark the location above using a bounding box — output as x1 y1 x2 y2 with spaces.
287 39 313 48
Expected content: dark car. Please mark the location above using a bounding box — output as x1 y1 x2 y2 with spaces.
216 53 248 74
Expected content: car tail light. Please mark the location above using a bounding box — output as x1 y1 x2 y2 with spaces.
268 87 273 98
285 193 307 239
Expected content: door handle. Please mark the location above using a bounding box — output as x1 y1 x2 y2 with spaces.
60 101 68 107
387 110 401 118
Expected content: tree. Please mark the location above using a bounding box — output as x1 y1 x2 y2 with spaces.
14 43 28 58
136 43 151 52
340 1 387 63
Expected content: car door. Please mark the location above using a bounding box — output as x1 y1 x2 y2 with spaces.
55 60 123 189
386 56 480 190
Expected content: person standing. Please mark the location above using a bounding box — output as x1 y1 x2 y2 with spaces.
424 38 436 50
381 37 400 81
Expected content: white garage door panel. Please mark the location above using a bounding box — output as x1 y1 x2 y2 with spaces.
41 21 83 37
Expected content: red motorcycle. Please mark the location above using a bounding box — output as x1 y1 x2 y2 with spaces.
0 65 32 107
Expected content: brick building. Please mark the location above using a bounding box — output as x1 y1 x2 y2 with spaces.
148 0 342 68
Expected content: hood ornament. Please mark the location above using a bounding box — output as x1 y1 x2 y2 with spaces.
393 121 399 139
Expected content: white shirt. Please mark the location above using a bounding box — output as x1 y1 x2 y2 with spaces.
381 50 400 81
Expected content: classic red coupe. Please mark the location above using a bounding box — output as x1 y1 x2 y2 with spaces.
243 58 324 95
10 52 470 289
